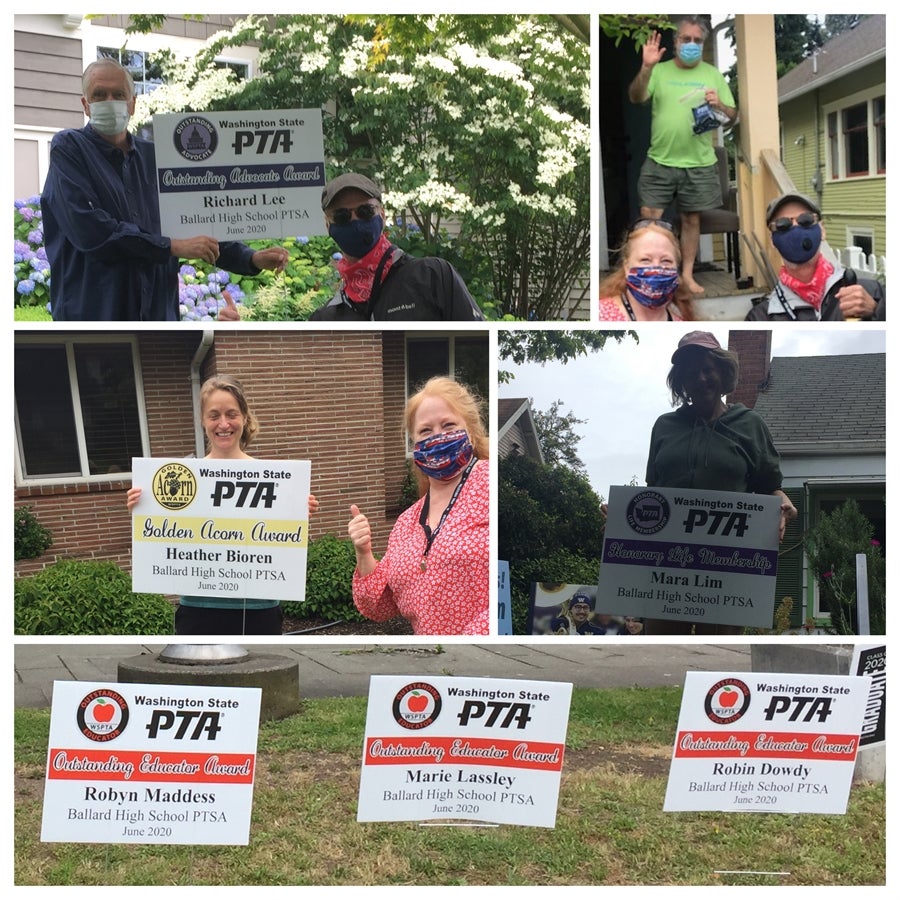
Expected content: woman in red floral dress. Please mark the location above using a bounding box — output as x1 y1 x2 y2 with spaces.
348 377 489 635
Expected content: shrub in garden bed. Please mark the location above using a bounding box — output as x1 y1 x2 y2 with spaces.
15 559 174 636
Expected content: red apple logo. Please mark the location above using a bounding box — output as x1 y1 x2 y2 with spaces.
406 692 429 713
717 687 739 708
92 699 116 722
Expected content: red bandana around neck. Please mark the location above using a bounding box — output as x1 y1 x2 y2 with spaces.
336 233 396 303
779 254 835 311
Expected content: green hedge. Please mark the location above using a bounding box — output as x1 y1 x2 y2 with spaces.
15 559 174 636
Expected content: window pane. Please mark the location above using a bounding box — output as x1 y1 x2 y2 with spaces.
874 96 885 173
407 339 450 394
15 346 81 477
827 111 839 179
454 338 489 408
843 103 869 176
74 345 142 476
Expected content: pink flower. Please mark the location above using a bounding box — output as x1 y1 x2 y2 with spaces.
871 540 881 547
822 570 833 579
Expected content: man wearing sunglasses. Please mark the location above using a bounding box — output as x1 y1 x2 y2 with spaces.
42 59 289 321
628 16 736 296
310 173 483 321
746 192 885 321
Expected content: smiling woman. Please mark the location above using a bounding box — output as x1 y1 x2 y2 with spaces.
125 374 317 635
347 376 489 635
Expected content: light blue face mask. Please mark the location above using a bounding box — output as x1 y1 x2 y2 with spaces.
678 42 703 65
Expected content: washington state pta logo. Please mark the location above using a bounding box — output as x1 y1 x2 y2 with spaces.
152 463 197 510
77 689 130 742
173 115 218 161
392 682 442 730
703 678 751 725
625 490 670 535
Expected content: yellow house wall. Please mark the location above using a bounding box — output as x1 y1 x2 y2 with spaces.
779 64 885 255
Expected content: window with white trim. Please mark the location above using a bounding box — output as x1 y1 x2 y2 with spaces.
15 337 147 481
825 87 886 180
97 47 250 95
98 47 165 95
846 227 875 257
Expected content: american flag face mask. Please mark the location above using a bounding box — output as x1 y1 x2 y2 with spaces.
412 429 474 480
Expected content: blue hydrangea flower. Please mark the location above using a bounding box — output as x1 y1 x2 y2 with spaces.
298 236 309 244
17 279 35 295
332 252 343 260
20 207 35 223
28 229 43 245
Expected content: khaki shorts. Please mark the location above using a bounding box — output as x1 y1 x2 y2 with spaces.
638 157 722 213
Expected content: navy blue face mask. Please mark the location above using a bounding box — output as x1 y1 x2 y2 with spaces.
328 216 383 259
771 222 822 264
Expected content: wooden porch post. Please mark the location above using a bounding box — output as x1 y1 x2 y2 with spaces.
734 15 783 286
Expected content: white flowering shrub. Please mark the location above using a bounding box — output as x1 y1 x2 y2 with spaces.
146 14 589 319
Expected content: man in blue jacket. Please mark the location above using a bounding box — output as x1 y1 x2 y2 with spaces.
42 59 288 320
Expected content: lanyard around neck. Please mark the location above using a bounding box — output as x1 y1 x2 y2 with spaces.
417 457 476 572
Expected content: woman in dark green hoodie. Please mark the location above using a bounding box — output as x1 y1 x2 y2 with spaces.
644 331 796 634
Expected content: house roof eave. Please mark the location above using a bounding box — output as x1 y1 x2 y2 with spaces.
778 51 885 105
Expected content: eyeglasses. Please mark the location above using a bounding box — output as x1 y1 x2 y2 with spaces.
677 35 704 45
327 202 380 225
769 212 820 232
629 217 675 235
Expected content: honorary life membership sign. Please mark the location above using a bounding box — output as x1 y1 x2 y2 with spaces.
131 457 311 601
664 671 867 814
154 108 326 241
41 681 261 845
358 676 573 828
598 485 781 628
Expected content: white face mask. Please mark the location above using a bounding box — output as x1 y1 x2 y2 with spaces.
89 100 131 136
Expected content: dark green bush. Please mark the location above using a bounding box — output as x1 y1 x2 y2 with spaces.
14 559 174 635
282 534 364 622
14 505 53 561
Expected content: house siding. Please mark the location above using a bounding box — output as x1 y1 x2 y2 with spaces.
779 64 886 255
14 30 84 130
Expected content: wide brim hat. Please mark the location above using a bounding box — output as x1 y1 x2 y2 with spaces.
765 192 821 225
321 173 382 209
671 330 721 364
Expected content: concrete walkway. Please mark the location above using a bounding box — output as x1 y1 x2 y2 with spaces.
14 641 752 708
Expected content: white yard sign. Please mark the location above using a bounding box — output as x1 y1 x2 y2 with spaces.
154 109 326 241
358 676 573 828
664 671 867 814
131 457 310 601
41 681 261 845
599 486 781 628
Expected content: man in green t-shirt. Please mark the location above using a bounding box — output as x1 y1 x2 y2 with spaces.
628 16 736 295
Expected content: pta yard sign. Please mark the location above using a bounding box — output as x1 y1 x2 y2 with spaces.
358 676 572 828
599 486 781 628
154 108 326 241
41 682 261 845
131 457 310 601
664 671 867 814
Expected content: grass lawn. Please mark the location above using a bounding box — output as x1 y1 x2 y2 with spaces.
14 305 51 322
14 687 885 887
